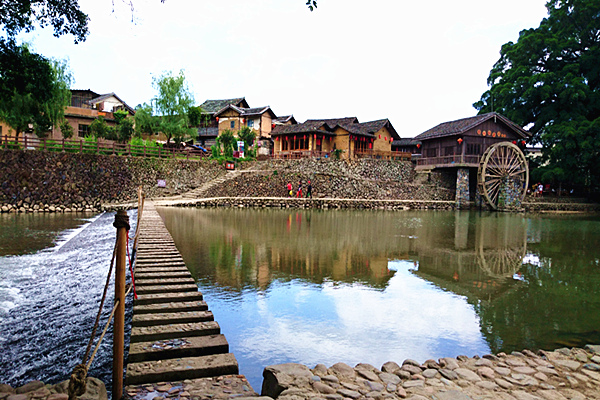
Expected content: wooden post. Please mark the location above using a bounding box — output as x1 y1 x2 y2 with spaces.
112 210 129 400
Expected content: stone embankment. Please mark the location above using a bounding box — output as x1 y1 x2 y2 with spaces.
261 345 600 400
0 377 107 400
0 150 225 213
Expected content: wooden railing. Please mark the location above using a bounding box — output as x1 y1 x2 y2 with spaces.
272 150 329 159
416 154 481 167
354 150 411 161
0 135 210 160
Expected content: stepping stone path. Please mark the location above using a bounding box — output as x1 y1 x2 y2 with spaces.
125 202 258 400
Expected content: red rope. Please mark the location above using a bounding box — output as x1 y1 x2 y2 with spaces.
126 231 137 300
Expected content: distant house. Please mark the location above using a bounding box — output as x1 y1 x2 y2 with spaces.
392 138 421 157
271 117 403 160
197 97 291 155
0 89 135 141
56 90 135 139
414 112 529 170
197 98 249 146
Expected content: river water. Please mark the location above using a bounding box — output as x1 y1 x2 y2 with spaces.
0 211 135 396
1 208 599 394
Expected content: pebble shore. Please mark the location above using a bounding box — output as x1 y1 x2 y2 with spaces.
261 345 600 400
0 378 107 400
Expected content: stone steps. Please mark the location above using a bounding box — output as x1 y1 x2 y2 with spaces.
133 300 208 314
126 201 239 387
128 334 229 363
125 353 239 385
132 310 214 327
130 321 221 343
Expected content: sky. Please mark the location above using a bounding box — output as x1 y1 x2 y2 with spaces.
17 0 549 138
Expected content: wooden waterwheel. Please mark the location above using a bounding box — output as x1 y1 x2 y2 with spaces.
477 142 529 210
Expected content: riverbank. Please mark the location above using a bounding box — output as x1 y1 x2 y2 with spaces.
259 344 600 400
10 343 595 400
0 377 107 400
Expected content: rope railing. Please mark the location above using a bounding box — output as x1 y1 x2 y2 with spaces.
67 188 144 400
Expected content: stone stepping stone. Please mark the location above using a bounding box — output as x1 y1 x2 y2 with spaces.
125 353 239 385
134 300 208 314
135 277 195 287
132 310 214 327
135 271 192 279
130 321 221 343
135 284 198 295
134 263 188 270
135 291 203 306
128 334 229 363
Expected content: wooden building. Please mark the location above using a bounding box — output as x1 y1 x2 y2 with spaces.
271 117 405 160
415 112 529 170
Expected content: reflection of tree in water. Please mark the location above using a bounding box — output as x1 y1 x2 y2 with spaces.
475 216 600 353
158 207 600 353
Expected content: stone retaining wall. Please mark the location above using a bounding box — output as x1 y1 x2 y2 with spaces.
172 197 455 211
0 150 225 213
261 345 600 400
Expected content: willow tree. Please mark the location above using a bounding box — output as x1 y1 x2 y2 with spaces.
474 0 600 190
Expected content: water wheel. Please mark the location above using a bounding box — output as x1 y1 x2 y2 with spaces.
477 142 529 210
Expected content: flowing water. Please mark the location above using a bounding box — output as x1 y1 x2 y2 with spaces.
1 208 600 395
0 211 135 396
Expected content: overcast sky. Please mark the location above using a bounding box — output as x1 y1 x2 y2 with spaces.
18 0 549 137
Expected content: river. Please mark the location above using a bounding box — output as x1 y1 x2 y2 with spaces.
1 208 599 394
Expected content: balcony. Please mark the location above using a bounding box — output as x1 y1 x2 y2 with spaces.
416 154 482 170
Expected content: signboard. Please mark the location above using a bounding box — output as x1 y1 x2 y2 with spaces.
225 162 235 170
157 179 166 188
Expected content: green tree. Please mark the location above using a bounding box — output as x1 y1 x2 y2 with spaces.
218 129 236 158
116 117 135 143
0 0 89 43
188 105 203 127
60 121 74 139
238 126 256 157
151 70 196 144
0 40 72 140
90 116 113 139
474 0 600 190
134 103 159 137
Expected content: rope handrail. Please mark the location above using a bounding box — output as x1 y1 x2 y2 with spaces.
68 188 144 400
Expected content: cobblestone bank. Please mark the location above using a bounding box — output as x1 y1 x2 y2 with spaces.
0 150 225 213
124 375 261 400
173 197 455 211
261 345 600 400
0 377 107 400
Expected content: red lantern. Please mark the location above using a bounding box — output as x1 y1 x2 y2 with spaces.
314 134 317 139
378 135 381 139
216 117 219 122
369 143 372 149
457 138 463 144
271 123 275 129
521 140 526 146
512 140 517 144
242 118 245 123
416 143 421 149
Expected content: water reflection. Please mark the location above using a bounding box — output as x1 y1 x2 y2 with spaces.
157 208 600 391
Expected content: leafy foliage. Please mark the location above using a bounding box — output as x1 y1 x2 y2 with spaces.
90 116 112 139
474 0 600 190
306 0 317 11
0 39 72 139
0 0 89 43
138 70 197 144
218 129 236 158
60 121 74 139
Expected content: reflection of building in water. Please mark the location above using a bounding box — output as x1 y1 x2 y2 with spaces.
409 212 527 300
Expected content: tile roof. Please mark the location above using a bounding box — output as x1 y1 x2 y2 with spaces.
392 138 421 146
274 115 297 124
339 119 400 139
271 121 335 136
415 112 530 140
89 92 136 114
304 117 359 130
200 98 248 113
214 104 277 118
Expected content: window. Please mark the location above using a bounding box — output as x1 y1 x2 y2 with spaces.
247 119 254 128
230 120 235 129
466 143 481 155
425 148 437 158
78 124 90 137
444 146 455 156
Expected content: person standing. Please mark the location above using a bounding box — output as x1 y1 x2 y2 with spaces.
287 182 293 197
296 180 303 198
306 180 312 198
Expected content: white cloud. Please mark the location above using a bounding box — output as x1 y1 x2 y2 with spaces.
16 0 548 135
